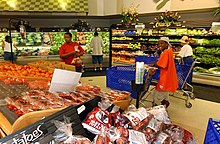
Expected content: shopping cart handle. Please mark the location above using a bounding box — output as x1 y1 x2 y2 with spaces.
194 58 201 64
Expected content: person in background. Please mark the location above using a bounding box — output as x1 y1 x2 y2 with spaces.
90 31 104 71
2 36 18 62
60 32 85 72
178 36 193 64
178 36 194 88
152 37 178 108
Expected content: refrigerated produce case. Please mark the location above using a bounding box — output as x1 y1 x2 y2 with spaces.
109 24 220 86
0 30 110 68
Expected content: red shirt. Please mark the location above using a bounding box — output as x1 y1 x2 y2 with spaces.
156 48 178 92
59 42 84 65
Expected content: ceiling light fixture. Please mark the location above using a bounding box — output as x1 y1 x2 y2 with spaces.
7 0 16 8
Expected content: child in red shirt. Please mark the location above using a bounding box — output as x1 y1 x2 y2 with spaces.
152 37 178 108
60 32 85 72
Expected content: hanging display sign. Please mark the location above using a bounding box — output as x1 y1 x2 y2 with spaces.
154 21 182 27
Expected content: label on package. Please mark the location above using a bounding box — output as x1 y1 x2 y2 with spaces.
128 130 148 144
124 107 149 126
154 132 169 144
147 118 162 133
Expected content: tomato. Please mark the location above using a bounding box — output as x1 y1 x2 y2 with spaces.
4 79 11 85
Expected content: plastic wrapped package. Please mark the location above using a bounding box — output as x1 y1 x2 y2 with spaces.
165 124 197 144
142 117 166 143
28 80 50 90
95 126 150 144
153 132 172 144
75 84 101 95
52 116 91 144
147 105 171 124
122 105 154 131
0 77 27 85
110 90 130 100
82 107 112 135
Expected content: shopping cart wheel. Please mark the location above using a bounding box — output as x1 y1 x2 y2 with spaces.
185 102 192 108
189 93 195 100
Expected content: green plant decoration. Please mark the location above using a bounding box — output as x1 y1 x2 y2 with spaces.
121 3 139 26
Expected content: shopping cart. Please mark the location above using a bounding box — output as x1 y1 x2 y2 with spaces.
106 66 156 107
204 118 220 144
135 56 198 108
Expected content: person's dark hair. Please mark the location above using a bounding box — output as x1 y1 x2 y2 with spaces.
5 36 11 42
94 31 98 36
65 32 72 38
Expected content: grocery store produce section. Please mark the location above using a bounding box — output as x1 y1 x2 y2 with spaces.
110 27 220 76
0 62 197 143
0 31 110 68
0 61 130 117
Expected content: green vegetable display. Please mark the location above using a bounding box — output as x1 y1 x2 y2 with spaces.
195 47 220 55
194 67 209 73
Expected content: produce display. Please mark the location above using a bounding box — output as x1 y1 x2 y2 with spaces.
82 102 196 144
0 32 77 57
83 32 110 54
195 47 220 67
111 27 220 77
4 80 131 117
0 62 53 79
112 43 141 50
112 55 135 64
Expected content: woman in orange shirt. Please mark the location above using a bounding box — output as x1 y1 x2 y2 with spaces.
152 37 178 108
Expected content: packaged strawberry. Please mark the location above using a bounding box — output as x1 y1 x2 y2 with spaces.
122 105 153 131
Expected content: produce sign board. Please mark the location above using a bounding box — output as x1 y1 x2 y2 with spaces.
0 105 87 144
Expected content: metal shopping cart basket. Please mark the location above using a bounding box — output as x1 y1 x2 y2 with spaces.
106 66 155 107
171 59 198 108
135 56 198 108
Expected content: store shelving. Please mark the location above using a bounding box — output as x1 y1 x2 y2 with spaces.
110 25 220 79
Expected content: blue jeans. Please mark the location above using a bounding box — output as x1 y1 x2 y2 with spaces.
4 52 16 60
76 65 82 72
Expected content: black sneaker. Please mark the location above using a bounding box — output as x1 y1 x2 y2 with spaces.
161 100 170 108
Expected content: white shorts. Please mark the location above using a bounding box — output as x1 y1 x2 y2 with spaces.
153 90 170 105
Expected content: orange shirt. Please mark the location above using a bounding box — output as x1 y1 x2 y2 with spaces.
156 48 178 92
59 42 84 65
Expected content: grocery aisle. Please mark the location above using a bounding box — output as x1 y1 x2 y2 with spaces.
81 76 220 144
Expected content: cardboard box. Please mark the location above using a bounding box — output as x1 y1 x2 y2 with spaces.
113 99 130 111
62 64 76 72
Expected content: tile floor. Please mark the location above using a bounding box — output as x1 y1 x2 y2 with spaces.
81 76 220 144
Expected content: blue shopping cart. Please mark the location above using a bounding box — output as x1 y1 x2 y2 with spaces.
135 56 198 108
106 66 155 107
204 118 220 144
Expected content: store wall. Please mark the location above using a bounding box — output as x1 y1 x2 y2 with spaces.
170 0 220 11
88 0 104 16
104 0 123 15
0 18 111 28
122 0 171 14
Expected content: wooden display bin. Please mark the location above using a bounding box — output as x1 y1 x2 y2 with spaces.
113 99 130 111
62 64 76 71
